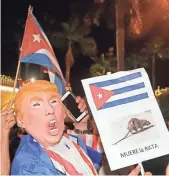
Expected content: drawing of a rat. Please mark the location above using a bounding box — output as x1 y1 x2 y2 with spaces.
112 118 153 145
128 118 151 133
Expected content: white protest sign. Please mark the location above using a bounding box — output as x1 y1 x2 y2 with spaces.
81 68 169 171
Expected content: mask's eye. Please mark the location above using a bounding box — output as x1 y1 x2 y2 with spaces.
31 101 42 108
33 103 40 107
50 99 58 105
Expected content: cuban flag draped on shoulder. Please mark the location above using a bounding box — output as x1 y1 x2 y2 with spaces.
19 7 66 95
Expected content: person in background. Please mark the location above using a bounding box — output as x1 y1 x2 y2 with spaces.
166 164 169 175
67 106 103 154
142 109 169 175
9 125 27 163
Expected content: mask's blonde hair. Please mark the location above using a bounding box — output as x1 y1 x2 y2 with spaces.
15 80 58 117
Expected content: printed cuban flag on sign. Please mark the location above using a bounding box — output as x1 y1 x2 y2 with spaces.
88 70 149 110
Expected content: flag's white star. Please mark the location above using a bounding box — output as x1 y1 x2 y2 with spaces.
97 93 103 99
33 34 41 43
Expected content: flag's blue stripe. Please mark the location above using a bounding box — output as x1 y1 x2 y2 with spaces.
113 82 145 95
20 53 54 69
92 72 142 87
54 74 66 96
100 93 148 110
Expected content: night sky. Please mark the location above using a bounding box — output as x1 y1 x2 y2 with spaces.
2 0 169 95
2 0 72 77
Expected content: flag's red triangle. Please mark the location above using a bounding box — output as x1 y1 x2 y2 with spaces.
89 85 114 110
20 13 55 59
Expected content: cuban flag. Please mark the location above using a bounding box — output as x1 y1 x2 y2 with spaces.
67 130 103 153
43 135 98 175
88 70 149 110
19 7 65 95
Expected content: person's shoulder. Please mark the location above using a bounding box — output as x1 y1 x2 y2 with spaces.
11 135 40 172
13 135 41 158
11 135 61 175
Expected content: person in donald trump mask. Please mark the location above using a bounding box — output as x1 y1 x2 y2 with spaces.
11 80 147 175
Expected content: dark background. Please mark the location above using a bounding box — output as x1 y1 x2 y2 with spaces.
2 0 169 96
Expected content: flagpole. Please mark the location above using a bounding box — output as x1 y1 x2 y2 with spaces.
28 5 33 12
12 5 33 98
12 60 21 96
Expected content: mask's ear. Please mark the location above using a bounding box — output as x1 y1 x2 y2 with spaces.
63 108 67 120
16 115 26 128
64 111 67 120
61 102 69 120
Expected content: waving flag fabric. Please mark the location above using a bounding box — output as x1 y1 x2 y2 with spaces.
19 8 65 95
89 71 149 110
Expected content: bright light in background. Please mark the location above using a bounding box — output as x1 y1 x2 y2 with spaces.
30 78 35 83
0 86 19 92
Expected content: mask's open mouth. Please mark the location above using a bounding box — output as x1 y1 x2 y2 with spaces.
48 119 59 136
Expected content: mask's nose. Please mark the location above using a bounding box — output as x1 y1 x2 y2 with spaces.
45 103 54 116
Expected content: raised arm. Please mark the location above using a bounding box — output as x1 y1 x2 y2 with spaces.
1 102 16 175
